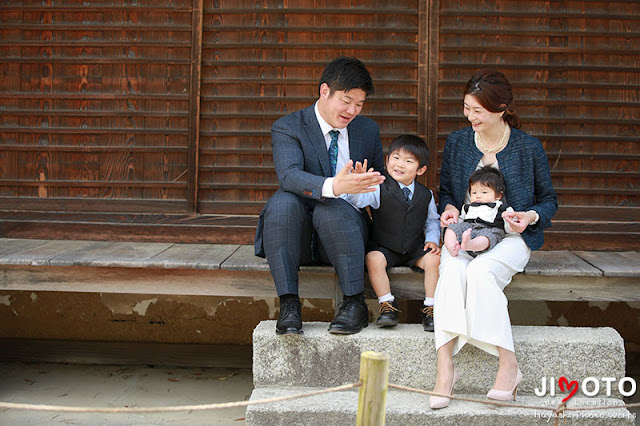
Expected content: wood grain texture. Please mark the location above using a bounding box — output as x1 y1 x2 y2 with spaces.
522 251 602 277
0 239 637 302
573 251 640 277
434 0 640 250
198 1 421 208
0 2 194 211
0 265 330 299
0 2 638 249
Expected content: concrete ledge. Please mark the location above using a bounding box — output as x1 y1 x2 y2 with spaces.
246 388 634 425
253 321 626 397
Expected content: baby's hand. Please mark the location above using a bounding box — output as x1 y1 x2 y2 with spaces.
424 241 441 255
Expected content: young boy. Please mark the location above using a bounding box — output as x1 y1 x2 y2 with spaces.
443 166 515 257
349 135 441 331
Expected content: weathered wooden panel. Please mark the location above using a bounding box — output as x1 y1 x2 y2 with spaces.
435 0 640 249
0 1 638 249
198 1 423 214
0 1 196 212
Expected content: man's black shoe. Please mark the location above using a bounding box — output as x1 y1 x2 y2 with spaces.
422 305 434 332
328 294 368 335
276 295 303 335
375 300 399 327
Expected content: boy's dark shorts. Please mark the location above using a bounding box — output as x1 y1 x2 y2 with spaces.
366 243 433 271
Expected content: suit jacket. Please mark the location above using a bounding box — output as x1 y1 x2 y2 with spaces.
255 104 385 256
438 127 557 251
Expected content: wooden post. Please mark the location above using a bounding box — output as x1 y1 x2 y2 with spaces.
187 0 204 213
356 351 389 426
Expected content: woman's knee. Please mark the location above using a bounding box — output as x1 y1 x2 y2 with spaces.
438 253 467 274
465 258 492 278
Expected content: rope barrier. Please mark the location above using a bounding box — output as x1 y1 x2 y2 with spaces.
2 380 636 416
0 382 362 413
1 363 637 425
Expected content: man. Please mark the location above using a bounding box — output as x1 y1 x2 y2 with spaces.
255 57 385 335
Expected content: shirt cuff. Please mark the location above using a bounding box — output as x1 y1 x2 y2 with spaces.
322 177 337 198
527 210 540 225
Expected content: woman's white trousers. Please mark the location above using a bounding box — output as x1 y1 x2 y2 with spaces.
434 234 531 356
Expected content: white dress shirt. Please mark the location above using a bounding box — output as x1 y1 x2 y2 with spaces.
314 102 351 199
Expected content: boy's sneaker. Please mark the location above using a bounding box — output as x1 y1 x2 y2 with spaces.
421 305 434 331
376 300 399 327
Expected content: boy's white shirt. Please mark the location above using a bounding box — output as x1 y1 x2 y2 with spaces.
347 181 441 245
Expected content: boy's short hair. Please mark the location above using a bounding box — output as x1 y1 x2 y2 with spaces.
468 166 505 195
387 134 430 168
319 56 374 96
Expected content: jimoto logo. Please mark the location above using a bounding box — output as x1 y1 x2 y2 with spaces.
534 376 637 402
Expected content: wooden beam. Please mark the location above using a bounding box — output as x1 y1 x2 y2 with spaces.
0 265 333 299
417 0 430 186
188 0 204 212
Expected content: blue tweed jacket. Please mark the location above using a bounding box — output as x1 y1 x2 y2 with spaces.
438 127 558 251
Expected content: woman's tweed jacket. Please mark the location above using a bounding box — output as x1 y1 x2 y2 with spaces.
438 126 558 251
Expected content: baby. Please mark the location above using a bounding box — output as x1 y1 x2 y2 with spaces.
444 166 516 257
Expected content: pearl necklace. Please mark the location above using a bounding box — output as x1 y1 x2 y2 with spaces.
475 124 510 153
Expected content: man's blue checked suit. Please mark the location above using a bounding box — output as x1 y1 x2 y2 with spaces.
255 104 384 297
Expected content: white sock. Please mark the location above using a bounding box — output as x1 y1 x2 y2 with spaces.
423 297 434 306
378 293 395 304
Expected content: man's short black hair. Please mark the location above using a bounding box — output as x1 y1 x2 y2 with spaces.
468 166 505 195
319 57 374 96
387 134 430 168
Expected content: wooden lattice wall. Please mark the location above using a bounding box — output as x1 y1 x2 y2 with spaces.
0 0 638 249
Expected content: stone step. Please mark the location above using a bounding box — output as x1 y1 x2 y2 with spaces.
253 321 626 397
246 387 634 425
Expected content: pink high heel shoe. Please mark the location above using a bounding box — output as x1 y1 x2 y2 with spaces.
487 368 523 401
429 368 459 410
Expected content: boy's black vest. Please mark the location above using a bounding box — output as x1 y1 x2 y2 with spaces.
370 175 432 254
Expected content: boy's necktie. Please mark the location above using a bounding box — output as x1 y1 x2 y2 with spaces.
328 130 339 176
402 187 412 204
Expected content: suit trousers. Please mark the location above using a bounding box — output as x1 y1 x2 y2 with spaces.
434 233 531 357
262 189 368 297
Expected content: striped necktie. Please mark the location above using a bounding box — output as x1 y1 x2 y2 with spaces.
402 186 412 204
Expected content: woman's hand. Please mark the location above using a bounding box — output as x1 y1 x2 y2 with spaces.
440 205 460 228
502 211 536 234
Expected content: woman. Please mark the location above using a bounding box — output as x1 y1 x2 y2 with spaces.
430 69 558 409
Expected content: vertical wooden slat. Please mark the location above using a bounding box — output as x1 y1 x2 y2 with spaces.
188 0 204 212
425 0 439 190
417 0 430 187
